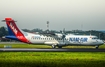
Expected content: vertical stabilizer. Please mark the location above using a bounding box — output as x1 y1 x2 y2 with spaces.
4 18 30 43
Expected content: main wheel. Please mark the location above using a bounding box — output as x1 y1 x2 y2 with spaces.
58 46 62 48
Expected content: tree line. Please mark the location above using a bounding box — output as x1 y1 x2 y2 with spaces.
0 26 105 41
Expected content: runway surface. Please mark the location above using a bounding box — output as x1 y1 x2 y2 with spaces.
0 48 105 52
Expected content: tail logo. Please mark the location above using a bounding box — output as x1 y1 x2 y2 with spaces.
9 22 18 35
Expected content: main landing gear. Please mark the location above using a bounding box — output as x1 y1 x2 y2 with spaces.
51 45 62 48
52 45 56 48
58 46 62 48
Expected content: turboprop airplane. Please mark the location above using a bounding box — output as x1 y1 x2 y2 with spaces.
2 18 104 49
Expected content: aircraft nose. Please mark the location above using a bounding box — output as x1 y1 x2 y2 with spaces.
97 40 104 45
100 40 104 45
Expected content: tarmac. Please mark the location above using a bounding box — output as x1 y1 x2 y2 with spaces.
0 48 105 52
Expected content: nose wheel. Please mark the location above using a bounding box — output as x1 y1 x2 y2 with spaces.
95 45 99 49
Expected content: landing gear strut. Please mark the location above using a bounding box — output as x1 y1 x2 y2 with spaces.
52 45 56 48
95 45 99 49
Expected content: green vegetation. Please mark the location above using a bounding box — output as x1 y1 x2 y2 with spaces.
0 43 105 48
0 52 105 67
0 43 51 48
0 43 105 67
0 26 105 40
0 26 8 37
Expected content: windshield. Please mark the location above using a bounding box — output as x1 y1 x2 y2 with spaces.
92 37 99 39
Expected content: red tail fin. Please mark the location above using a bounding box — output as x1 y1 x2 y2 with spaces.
5 18 30 43
5 18 23 36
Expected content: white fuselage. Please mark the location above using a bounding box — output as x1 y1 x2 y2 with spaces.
24 33 104 46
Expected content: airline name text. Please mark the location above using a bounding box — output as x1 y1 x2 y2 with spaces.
69 37 88 42
9 23 18 34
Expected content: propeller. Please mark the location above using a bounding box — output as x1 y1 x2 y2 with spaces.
39 28 66 42
61 28 66 42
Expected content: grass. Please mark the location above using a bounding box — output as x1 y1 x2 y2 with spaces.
0 43 105 67
0 42 105 48
0 52 105 67
0 43 51 48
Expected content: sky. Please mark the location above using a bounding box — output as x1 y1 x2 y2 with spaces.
0 0 105 31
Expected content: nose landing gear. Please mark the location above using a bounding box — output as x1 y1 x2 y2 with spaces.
95 45 99 49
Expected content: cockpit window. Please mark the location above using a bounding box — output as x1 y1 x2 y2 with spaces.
92 37 98 39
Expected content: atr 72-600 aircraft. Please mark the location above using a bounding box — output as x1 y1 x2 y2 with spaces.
2 18 104 49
